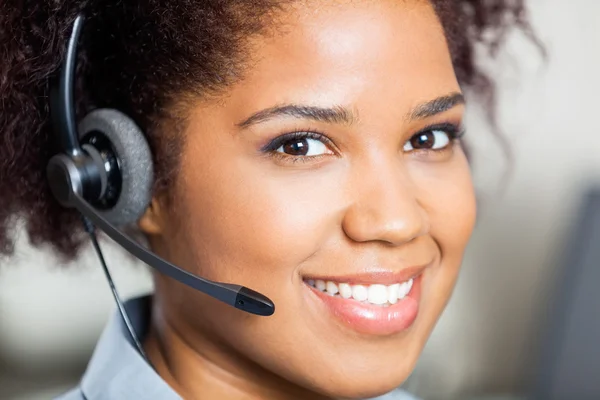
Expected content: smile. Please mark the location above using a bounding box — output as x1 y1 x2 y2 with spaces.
303 268 425 336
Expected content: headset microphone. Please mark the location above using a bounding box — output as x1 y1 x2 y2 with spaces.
46 14 275 318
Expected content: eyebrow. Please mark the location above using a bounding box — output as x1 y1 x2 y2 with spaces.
406 92 465 121
236 104 356 128
236 92 465 128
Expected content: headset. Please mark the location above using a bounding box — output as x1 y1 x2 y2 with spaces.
46 13 275 359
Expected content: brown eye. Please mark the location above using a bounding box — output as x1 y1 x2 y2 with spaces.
403 129 451 152
282 138 310 156
410 132 435 149
276 137 331 157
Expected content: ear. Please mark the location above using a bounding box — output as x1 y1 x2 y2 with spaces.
138 197 166 235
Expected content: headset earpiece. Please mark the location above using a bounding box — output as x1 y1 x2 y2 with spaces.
47 108 153 227
78 109 154 226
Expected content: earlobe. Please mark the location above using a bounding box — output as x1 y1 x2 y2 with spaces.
138 197 165 235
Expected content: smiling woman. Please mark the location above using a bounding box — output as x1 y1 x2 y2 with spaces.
0 1 534 399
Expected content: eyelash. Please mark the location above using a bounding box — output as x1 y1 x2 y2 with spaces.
261 130 334 163
261 122 465 162
261 130 331 152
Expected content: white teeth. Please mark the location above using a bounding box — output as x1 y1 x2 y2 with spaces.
351 285 368 302
388 283 400 304
339 283 352 299
315 280 326 291
368 284 388 305
326 281 339 295
398 280 411 299
307 278 414 306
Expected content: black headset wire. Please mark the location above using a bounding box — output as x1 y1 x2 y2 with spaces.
80 215 152 366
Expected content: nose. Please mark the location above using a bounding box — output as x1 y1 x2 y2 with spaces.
342 160 429 246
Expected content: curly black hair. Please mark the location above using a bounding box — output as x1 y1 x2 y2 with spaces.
0 0 538 259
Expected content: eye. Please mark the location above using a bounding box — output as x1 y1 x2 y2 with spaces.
271 133 334 157
403 127 458 152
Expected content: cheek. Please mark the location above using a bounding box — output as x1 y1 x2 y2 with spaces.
408 150 476 299
411 150 476 254
174 150 346 286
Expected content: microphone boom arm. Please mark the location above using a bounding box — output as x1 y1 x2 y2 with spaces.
72 193 275 316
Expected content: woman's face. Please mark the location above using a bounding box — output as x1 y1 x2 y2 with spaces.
143 0 476 398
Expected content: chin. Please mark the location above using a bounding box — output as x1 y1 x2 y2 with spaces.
289 336 423 400
315 366 416 400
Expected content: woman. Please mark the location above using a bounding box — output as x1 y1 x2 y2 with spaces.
0 1 534 399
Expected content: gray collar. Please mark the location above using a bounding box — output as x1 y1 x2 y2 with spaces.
80 295 180 400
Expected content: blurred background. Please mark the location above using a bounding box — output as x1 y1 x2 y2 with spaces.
1 0 599 399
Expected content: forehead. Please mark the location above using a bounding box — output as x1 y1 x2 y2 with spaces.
222 0 459 121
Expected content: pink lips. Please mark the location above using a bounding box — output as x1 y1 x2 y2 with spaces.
306 273 422 336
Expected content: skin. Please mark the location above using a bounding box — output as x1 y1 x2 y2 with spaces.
139 1 476 399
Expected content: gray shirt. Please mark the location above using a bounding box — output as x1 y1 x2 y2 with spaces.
55 296 419 400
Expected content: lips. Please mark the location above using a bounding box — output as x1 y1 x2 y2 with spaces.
303 268 424 336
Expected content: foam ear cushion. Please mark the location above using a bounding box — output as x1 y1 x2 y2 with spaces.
78 109 154 226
